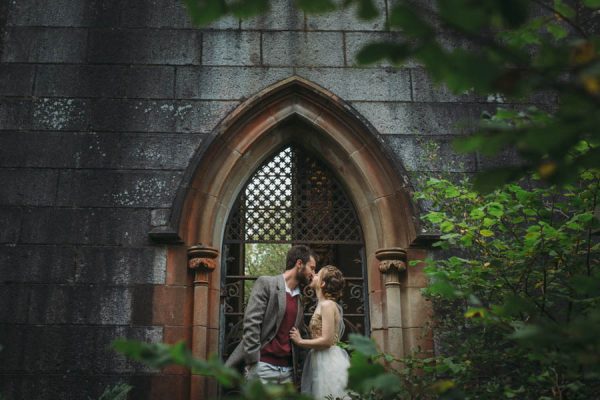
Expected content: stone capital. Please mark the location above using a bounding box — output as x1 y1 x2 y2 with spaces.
375 247 407 274
188 244 219 285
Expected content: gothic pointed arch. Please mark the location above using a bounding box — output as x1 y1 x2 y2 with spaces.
154 77 434 399
164 76 420 248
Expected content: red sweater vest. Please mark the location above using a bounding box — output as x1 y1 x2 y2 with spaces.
260 292 299 366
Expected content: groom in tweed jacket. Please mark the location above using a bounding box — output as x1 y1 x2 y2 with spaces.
225 245 316 384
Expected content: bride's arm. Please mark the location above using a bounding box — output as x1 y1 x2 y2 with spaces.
290 300 337 350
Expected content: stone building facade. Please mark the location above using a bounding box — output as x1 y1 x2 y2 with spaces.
0 1 519 399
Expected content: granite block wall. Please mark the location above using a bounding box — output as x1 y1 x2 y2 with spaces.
0 0 533 398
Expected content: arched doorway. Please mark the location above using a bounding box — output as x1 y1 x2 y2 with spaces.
155 77 434 398
220 143 369 362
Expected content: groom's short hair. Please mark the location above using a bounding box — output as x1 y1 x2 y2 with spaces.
285 245 315 270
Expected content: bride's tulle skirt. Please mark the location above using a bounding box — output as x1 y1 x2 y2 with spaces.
301 346 350 399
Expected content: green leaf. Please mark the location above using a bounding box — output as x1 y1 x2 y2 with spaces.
554 0 576 18
546 22 568 40
583 0 600 7
487 202 504 217
229 0 269 17
356 0 379 20
479 229 494 237
348 334 379 357
389 4 433 37
347 351 387 393
183 0 228 26
470 208 485 219
95 383 133 400
445 186 461 198
356 42 411 65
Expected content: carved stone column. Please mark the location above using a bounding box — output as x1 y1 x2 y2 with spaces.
187 244 219 399
376 247 407 358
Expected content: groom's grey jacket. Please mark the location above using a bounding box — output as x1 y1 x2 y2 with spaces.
225 274 305 374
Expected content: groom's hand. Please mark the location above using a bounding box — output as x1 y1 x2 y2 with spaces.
244 362 258 379
290 327 302 345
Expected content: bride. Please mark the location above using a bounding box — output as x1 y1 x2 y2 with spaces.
290 265 350 399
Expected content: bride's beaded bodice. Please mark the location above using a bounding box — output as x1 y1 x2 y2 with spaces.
308 305 342 342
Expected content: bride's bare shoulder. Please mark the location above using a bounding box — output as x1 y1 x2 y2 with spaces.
320 299 336 309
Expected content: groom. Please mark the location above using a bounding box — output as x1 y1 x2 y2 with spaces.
225 245 316 384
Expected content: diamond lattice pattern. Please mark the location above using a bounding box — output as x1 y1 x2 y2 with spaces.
225 146 362 243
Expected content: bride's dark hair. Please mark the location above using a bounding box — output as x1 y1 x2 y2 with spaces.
320 265 345 301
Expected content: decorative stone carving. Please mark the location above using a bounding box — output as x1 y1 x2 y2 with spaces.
375 248 407 273
188 244 219 285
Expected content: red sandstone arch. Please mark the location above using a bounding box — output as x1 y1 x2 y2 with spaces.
155 77 433 399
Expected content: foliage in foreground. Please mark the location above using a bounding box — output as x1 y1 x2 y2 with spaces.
415 169 600 399
113 171 599 399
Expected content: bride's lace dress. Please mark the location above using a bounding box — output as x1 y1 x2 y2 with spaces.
300 303 350 399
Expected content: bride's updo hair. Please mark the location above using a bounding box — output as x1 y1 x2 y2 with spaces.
320 265 345 301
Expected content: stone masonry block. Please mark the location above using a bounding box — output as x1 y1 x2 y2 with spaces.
121 0 239 29
241 0 304 30
151 209 170 226
0 208 21 243
0 244 71 283
0 374 146 400
33 98 90 131
0 64 34 96
88 100 234 134
117 133 202 168
0 168 58 206
6 0 121 27
35 65 175 99
175 66 293 100
174 100 239 132
306 0 386 31
126 66 175 98
345 32 419 68
90 99 177 132
88 29 201 65
202 31 261 66
0 284 30 323
0 132 100 169
7 0 87 26
296 67 411 101
262 31 344 67
0 324 25 370
384 135 477 172
120 0 191 28
19 207 152 246
1 27 87 63
20 325 161 373
351 102 493 135
56 170 183 208
0 99 33 130
0 245 166 285
0 132 60 168
27 285 132 324
35 65 119 97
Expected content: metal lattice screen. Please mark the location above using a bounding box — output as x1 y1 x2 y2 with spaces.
225 146 362 243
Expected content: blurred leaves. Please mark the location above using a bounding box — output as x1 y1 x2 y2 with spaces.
113 340 309 400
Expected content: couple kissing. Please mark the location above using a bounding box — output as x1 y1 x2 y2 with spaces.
225 245 350 399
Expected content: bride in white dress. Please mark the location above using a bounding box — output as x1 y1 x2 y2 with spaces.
290 265 350 400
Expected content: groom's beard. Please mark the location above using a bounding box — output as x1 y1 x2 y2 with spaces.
296 266 310 286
